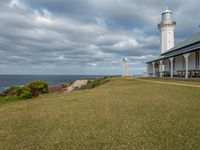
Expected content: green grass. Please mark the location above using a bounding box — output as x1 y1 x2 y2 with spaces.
79 77 110 90
0 96 21 105
1 78 200 149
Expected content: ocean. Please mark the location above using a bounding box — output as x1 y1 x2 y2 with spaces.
0 75 104 92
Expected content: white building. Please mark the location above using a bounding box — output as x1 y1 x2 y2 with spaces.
146 7 200 78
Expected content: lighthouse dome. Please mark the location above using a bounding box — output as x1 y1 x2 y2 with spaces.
163 7 172 13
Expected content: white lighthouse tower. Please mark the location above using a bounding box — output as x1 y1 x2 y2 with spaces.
158 7 176 54
122 58 129 77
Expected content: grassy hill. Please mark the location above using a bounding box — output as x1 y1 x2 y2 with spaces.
1 78 200 149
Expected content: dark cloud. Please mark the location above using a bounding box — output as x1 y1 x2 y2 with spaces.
0 0 199 75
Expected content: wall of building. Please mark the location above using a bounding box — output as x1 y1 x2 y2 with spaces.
147 63 159 76
175 55 183 70
163 59 170 71
188 52 196 70
155 62 160 73
160 51 198 73
147 50 200 77
148 64 153 74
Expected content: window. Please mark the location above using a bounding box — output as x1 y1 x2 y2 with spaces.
196 51 200 68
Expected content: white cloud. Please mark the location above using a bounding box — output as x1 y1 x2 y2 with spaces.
34 10 53 25
113 39 138 49
130 55 156 60
87 63 97 67
9 0 26 10
42 9 52 18
57 55 65 60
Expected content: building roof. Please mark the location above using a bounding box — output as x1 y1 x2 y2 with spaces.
146 57 163 64
146 32 200 64
161 32 200 56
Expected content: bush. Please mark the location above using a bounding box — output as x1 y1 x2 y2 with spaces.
1 80 49 101
27 80 49 97
2 86 21 97
18 87 32 99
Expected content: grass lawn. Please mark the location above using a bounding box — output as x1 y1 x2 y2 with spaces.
1 78 200 149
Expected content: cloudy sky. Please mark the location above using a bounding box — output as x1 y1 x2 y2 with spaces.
0 0 200 75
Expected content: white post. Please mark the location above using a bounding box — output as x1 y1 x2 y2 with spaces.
183 53 190 79
169 57 174 78
160 60 163 77
152 62 155 77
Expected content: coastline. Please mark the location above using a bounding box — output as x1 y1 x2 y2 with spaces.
0 77 111 105
0 75 105 93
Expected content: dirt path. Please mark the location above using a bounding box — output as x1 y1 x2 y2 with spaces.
127 78 200 88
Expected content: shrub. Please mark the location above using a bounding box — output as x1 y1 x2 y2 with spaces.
27 80 49 97
1 80 49 101
18 87 32 99
2 86 21 97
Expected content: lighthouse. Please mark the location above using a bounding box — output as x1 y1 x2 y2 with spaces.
158 7 176 54
122 58 129 77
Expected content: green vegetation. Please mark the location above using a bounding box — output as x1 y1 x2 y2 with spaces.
1 78 200 149
26 80 49 96
0 80 49 104
79 76 110 90
0 95 21 105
